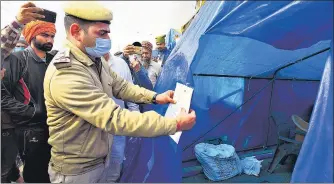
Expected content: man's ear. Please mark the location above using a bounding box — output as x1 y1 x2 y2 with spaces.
70 23 83 42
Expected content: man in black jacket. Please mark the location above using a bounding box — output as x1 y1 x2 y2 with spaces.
1 2 46 183
1 4 57 182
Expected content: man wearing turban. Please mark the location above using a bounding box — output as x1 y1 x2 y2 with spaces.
121 42 154 91
1 2 46 183
152 34 172 67
141 41 162 87
2 6 58 182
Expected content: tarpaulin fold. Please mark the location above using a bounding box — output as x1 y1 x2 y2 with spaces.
120 1 333 182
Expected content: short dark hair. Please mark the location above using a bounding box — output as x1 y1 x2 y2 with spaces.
64 15 92 33
132 42 142 47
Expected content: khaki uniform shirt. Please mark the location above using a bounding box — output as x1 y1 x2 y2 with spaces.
44 40 177 175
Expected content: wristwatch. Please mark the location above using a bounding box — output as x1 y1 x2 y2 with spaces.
152 93 158 104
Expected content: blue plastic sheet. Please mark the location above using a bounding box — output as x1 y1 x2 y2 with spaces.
192 35 330 80
121 1 333 182
120 3 224 182
291 43 333 183
166 28 182 51
205 1 333 50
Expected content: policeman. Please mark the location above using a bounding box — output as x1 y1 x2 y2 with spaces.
43 2 196 183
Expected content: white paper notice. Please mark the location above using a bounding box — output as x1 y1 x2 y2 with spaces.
165 83 194 144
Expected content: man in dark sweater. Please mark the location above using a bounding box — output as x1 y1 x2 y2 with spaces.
1 2 57 182
1 2 46 183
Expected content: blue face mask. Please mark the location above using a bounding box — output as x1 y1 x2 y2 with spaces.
14 47 25 52
85 38 112 58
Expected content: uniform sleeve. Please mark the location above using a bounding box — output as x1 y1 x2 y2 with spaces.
109 65 157 104
49 65 177 137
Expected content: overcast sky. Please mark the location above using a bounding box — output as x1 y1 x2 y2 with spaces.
1 1 196 52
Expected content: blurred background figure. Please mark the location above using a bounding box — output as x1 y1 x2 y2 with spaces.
13 36 28 52
141 41 161 87
152 34 171 67
114 51 123 57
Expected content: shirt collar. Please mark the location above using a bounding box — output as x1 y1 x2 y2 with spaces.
108 56 113 66
88 55 102 65
63 39 95 67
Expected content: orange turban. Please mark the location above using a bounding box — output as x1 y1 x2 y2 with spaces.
22 20 56 44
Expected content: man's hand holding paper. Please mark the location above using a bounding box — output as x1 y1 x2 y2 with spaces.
165 83 196 143
176 108 196 131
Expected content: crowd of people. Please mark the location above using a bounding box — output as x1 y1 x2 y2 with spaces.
1 1 196 183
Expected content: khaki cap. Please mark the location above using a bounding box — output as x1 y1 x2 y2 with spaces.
63 1 113 22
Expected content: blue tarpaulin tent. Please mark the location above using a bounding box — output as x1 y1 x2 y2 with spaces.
291 43 333 183
166 28 182 51
120 1 333 182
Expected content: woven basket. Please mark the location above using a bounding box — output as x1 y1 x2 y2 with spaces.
195 143 242 181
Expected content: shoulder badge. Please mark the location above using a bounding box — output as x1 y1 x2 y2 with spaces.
53 48 72 69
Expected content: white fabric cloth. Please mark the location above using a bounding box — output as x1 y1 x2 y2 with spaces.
142 60 161 87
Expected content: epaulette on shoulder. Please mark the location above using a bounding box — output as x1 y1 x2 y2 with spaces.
53 48 72 69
